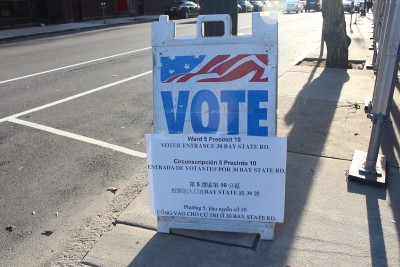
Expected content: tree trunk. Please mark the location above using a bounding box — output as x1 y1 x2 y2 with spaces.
322 0 350 68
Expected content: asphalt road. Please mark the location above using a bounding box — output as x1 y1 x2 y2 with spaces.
0 11 323 266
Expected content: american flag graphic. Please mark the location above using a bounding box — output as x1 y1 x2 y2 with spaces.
160 54 269 83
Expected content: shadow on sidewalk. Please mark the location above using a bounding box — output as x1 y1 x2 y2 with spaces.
123 67 397 267
126 64 355 266
282 64 396 266
346 83 400 266
381 83 400 168
274 65 349 264
381 82 400 247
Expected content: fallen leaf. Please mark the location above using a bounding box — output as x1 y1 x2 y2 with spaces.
42 228 56 236
354 133 359 136
107 187 118 193
6 225 16 232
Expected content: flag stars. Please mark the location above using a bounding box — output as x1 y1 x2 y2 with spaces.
160 55 206 82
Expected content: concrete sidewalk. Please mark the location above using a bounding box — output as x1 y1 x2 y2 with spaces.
0 15 160 42
70 13 400 267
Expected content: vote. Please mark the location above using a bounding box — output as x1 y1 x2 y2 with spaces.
161 89 269 136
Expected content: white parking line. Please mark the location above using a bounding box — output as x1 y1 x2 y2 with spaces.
0 47 151 85
7 117 147 158
0 70 152 123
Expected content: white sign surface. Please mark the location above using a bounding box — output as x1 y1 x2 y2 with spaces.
146 134 287 222
152 13 278 137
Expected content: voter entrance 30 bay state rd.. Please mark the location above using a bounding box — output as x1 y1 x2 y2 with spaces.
146 13 286 240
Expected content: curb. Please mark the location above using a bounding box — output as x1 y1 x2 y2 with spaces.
0 18 158 42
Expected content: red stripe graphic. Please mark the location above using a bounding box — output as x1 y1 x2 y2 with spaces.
163 54 269 83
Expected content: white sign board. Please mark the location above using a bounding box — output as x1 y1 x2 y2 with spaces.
152 13 278 136
146 134 286 222
149 13 284 238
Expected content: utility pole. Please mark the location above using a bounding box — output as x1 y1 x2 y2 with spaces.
202 0 238 36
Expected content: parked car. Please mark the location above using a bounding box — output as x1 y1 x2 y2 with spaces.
343 0 358 13
270 0 282 10
305 0 321 11
238 0 254 12
250 1 266 11
283 0 304 13
299 0 306 8
165 1 201 19
237 4 243 12
262 0 274 10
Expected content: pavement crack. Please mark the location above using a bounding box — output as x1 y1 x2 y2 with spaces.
115 220 157 232
288 150 352 162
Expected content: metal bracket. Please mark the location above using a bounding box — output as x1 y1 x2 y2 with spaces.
364 96 372 113
347 150 386 187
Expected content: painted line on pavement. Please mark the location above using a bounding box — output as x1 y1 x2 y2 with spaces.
0 71 152 123
7 117 147 158
0 47 151 85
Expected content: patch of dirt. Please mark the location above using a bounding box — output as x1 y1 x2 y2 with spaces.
297 58 365 70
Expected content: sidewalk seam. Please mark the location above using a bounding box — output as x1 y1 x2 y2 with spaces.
288 151 353 162
115 220 157 232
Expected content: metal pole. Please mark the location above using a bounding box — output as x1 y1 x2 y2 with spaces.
319 2 325 57
363 0 400 174
366 0 381 70
134 0 137 20
319 22 324 57
100 1 106 24
350 1 353 27
372 0 388 71
348 0 399 185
